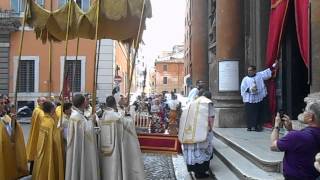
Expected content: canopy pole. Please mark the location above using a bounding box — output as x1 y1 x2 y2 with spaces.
48 0 53 97
14 0 29 109
91 0 101 114
126 43 132 95
60 0 73 126
94 40 101 103
126 0 146 108
49 41 53 97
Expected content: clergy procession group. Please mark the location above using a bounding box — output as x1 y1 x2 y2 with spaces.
0 80 217 180
0 93 145 180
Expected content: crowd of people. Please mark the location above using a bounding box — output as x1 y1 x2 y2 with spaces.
0 93 144 180
132 92 182 134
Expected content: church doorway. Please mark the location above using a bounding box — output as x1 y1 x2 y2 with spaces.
277 1 310 119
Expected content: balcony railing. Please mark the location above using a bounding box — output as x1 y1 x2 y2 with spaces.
0 9 21 32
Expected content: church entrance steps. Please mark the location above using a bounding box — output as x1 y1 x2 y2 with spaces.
210 128 284 180
210 154 238 180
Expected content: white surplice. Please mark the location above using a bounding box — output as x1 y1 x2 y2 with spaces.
65 107 100 180
98 108 145 180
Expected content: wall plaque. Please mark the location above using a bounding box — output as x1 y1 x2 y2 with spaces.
218 60 239 91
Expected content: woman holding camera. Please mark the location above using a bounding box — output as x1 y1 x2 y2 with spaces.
270 102 320 180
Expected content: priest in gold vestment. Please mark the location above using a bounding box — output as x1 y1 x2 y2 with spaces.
0 95 28 179
32 101 64 180
26 97 46 172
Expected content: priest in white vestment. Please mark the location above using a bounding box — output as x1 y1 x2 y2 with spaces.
98 96 145 180
179 91 214 179
65 94 100 180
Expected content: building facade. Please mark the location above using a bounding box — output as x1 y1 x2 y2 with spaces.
154 59 184 95
0 0 131 107
186 0 320 127
184 0 209 95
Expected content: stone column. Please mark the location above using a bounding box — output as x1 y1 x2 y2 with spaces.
310 0 320 93
305 0 320 102
190 0 208 85
212 0 245 127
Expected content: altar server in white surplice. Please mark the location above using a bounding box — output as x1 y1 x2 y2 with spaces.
65 94 100 180
98 96 145 180
179 91 214 179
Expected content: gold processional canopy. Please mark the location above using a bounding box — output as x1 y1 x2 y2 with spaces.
25 0 152 43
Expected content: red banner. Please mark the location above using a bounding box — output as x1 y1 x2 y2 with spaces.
265 0 310 123
266 0 290 67
295 0 310 68
62 75 71 100
265 0 290 121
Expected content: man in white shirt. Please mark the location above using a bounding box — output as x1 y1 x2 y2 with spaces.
187 80 206 103
240 62 278 131
167 94 181 135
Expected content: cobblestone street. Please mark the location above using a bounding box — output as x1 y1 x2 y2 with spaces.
143 153 177 180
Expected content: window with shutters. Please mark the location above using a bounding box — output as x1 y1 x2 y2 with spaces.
163 77 168 85
58 0 66 8
36 0 45 7
58 0 90 11
65 60 81 92
11 0 26 13
17 60 35 92
163 64 168 72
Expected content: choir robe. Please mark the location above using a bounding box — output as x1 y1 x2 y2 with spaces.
65 107 99 180
26 105 44 161
0 115 28 180
98 108 145 180
32 114 64 180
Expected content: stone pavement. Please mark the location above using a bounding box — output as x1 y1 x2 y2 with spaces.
143 153 177 180
143 153 215 180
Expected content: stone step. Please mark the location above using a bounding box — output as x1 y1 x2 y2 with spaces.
210 154 238 180
213 136 283 180
213 128 283 172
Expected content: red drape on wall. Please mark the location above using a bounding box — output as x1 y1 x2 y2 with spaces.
265 0 310 122
62 75 71 100
295 0 310 68
265 0 290 120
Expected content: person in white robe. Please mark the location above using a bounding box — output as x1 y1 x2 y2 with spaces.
83 93 92 118
65 94 100 180
98 96 145 180
179 91 214 178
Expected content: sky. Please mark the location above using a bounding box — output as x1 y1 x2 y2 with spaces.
140 0 186 67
